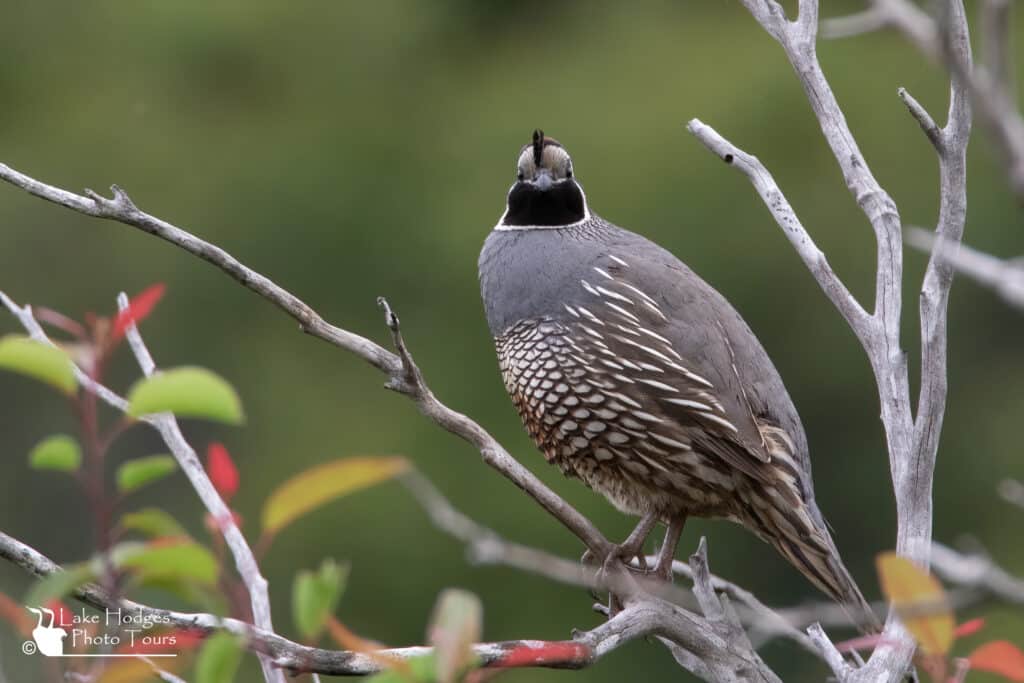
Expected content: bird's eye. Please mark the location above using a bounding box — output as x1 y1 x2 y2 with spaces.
566 168 573 178
517 171 524 181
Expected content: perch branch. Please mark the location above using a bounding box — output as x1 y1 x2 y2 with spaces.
403 471 811 671
403 470 821 668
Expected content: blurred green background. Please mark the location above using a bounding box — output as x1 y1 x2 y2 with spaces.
1 1 1022 680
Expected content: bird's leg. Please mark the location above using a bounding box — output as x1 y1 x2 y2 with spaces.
600 511 658 577
579 513 659 608
653 513 687 581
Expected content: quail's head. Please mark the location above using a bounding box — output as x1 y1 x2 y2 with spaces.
502 129 588 227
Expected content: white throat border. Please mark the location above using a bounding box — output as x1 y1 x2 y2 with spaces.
493 180 592 232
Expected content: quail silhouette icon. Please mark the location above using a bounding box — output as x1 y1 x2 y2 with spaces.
27 607 66 656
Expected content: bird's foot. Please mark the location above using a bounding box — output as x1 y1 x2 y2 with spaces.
601 539 649 579
580 540 650 586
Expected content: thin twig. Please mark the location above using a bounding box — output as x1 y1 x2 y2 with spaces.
980 0 1014 103
931 541 1024 606
999 479 1024 510
906 229 1024 310
861 0 1024 198
116 292 283 683
821 8 889 39
808 623 857 680
685 118 872 339
138 656 188 683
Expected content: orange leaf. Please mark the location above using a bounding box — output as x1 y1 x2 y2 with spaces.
261 456 409 536
0 592 33 636
875 552 954 655
112 284 166 342
969 641 1024 682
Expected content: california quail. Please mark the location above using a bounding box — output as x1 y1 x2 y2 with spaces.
479 130 877 629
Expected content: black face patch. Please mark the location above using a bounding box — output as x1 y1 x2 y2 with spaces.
502 180 586 226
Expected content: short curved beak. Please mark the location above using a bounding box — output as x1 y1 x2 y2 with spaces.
531 168 554 191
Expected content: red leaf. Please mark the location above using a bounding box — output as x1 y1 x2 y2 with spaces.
45 599 73 632
955 618 986 638
206 442 239 501
969 641 1024 682
112 284 166 342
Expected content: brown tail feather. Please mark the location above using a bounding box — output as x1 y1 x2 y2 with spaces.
778 536 882 634
740 496 881 634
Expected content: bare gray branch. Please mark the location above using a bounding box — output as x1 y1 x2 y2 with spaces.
907 228 1024 310
115 292 284 683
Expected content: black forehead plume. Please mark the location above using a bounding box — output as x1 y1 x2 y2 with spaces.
523 130 565 166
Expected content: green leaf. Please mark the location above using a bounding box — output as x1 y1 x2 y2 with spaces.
0 335 76 394
25 562 96 606
364 655 437 683
126 366 243 425
116 455 177 493
28 434 81 472
292 559 349 640
262 456 409 536
195 631 243 683
114 540 218 587
143 576 224 613
429 589 483 683
120 508 190 540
